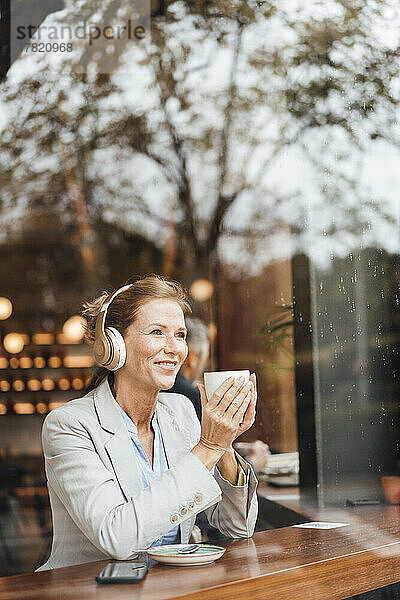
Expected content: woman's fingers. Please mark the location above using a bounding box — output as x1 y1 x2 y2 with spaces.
207 376 236 409
217 376 253 414
250 373 257 401
235 375 257 433
239 373 257 426
225 381 252 418
233 388 252 423
237 393 256 434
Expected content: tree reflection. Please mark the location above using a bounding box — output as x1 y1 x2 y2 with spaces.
0 0 399 285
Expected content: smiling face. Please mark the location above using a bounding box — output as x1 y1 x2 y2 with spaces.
121 298 188 393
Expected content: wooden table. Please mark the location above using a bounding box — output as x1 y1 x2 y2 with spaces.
1 505 400 600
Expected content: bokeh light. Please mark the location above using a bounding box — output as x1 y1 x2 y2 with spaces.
58 377 70 390
14 403 35 414
42 378 55 391
190 279 214 302
62 315 86 343
3 333 25 354
20 356 33 368
0 297 13 320
48 356 62 368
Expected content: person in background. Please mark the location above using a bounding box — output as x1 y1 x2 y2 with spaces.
167 317 208 422
167 317 270 474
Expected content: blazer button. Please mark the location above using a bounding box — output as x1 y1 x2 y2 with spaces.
170 513 179 524
187 501 195 510
179 506 188 517
194 493 203 504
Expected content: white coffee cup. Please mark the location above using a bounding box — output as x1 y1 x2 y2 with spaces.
204 370 250 400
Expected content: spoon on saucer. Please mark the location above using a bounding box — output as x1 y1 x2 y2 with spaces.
177 544 199 554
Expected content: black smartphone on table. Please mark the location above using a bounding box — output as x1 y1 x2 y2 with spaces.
95 561 148 584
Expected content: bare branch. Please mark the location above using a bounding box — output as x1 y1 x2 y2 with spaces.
207 19 245 252
146 45 199 251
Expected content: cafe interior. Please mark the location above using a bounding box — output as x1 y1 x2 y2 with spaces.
0 1 400 598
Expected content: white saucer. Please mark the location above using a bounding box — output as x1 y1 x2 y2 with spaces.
147 544 225 566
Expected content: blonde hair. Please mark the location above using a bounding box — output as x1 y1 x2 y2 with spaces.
82 274 191 389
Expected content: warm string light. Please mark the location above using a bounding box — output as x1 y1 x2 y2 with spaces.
3 333 25 354
0 297 13 320
190 279 214 302
64 355 93 368
27 379 41 392
0 314 91 415
62 315 86 343
13 379 25 392
0 380 10 392
33 356 46 368
48 356 62 368
42 378 55 391
208 322 217 342
72 377 84 390
58 377 70 391
32 333 54 345
13 402 35 414
0 374 88 396
36 402 48 414
19 357 33 368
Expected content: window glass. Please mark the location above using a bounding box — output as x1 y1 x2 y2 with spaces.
0 0 399 574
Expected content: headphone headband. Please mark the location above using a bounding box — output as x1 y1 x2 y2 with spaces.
100 284 133 312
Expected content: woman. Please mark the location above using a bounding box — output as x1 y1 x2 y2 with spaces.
37 275 258 571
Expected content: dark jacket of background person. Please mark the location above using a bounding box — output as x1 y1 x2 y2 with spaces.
168 372 201 421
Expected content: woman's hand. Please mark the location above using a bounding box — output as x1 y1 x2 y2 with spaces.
191 373 257 471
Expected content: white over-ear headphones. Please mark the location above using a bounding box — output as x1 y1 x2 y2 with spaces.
93 284 132 371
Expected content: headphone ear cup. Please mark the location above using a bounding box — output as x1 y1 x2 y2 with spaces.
93 335 111 367
105 327 127 371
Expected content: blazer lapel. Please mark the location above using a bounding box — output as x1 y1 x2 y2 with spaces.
156 395 196 544
156 393 192 468
94 379 142 501
93 384 193 506
94 385 195 542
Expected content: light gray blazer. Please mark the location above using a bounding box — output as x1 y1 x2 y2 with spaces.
37 379 258 570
